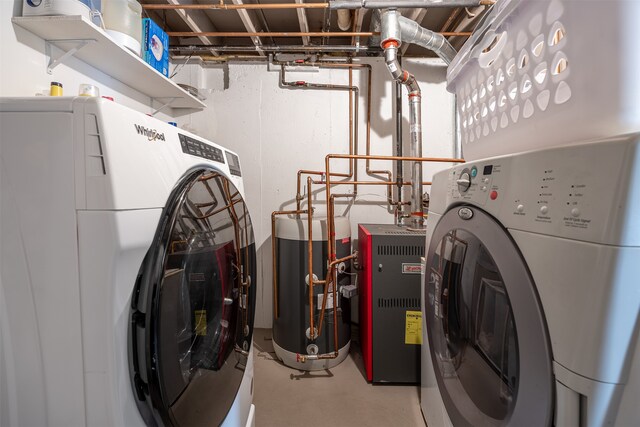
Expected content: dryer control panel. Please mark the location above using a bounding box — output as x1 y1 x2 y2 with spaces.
179 133 225 163
431 134 640 246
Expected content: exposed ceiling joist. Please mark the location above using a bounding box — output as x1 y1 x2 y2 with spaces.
294 0 311 45
231 0 266 56
168 0 221 55
147 0 485 61
351 8 366 47
440 7 463 33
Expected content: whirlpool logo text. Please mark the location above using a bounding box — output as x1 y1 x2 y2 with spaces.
134 124 166 142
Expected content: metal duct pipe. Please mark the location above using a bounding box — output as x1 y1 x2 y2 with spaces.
397 15 457 64
330 0 492 9
395 78 403 223
337 9 353 31
381 9 424 228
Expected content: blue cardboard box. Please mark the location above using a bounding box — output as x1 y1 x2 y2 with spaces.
142 18 169 77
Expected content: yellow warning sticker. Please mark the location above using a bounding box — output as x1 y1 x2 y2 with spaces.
405 310 423 345
194 310 207 336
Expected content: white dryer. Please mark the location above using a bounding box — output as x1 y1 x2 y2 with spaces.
421 134 640 426
0 97 257 427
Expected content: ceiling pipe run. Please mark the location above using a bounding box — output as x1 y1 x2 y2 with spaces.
167 31 469 38
167 31 377 37
330 0 493 9
142 3 329 10
171 45 377 53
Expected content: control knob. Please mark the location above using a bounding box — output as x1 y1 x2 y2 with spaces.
456 172 472 193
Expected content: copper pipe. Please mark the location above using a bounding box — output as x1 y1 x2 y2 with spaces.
286 62 373 211
189 196 243 220
222 179 246 331
324 154 465 286
142 3 329 10
296 170 351 212
280 63 360 211
316 252 358 356
312 63 394 208
198 172 221 180
307 177 316 340
328 154 465 163
319 180 434 186
167 31 377 38
167 31 469 38
315 189 335 336
271 209 306 319
317 194 357 336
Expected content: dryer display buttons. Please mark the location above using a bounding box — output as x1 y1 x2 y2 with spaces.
179 133 225 163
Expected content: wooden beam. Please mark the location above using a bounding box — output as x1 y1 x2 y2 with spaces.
351 8 366 47
231 0 265 56
167 0 221 55
294 0 311 45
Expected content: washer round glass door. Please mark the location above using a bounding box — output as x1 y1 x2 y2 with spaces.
425 206 554 426
130 168 256 427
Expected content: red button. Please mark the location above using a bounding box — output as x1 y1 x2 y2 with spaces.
490 190 498 200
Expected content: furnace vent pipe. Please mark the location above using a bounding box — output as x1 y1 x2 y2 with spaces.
381 9 424 228
397 15 456 65
380 9 458 228
330 0 491 9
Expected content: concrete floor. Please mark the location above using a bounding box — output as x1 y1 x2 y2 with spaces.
252 328 427 427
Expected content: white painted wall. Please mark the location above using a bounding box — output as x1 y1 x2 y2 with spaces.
0 0 171 119
173 58 456 328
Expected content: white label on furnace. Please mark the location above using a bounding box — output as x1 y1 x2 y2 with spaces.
388 62 398 74
402 263 423 274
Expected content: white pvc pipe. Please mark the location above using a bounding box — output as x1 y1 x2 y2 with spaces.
337 9 353 31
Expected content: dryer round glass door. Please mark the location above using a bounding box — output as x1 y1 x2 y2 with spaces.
425 206 553 427
129 168 256 427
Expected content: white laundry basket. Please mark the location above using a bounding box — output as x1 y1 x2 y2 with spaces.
447 0 640 161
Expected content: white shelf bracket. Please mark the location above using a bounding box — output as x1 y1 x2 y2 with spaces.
45 39 96 74
150 97 178 116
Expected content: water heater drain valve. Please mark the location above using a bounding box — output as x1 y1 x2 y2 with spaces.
307 344 319 355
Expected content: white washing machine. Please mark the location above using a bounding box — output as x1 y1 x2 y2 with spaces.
421 134 640 426
0 97 257 427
